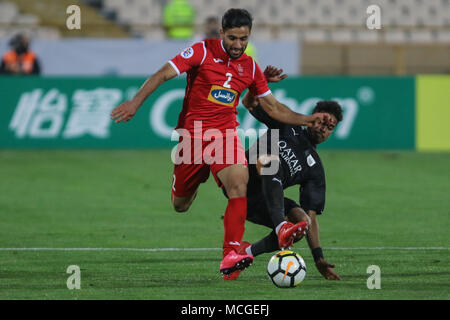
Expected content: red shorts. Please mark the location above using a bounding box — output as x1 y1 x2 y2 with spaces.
171 130 247 197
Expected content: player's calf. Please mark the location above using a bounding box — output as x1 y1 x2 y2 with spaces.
287 207 311 224
286 207 311 242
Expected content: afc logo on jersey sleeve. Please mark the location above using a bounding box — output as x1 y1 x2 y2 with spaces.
180 47 194 59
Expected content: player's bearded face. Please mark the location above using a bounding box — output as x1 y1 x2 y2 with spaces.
220 26 250 59
307 113 337 144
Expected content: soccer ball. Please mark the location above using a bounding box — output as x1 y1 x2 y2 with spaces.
267 250 306 288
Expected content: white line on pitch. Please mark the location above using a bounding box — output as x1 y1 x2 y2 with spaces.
0 247 448 252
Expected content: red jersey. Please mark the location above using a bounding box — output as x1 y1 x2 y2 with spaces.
169 39 271 133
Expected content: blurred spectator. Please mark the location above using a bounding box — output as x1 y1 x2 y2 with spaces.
193 16 220 41
204 16 220 39
0 33 41 75
163 0 196 40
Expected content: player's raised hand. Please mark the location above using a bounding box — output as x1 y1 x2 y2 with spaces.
111 100 139 123
263 65 288 83
304 112 331 127
315 258 342 280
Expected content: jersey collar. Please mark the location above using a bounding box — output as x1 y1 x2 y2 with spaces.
220 40 226 53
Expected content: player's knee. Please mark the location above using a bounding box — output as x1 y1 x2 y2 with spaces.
217 163 248 198
225 180 247 198
171 190 198 213
256 155 280 176
171 197 191 213
174 206 188 213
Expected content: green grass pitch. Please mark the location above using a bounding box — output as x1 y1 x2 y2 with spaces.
0 150 449 300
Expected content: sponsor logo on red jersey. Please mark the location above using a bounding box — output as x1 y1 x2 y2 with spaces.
207 85 238 107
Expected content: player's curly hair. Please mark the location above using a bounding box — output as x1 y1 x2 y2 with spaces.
222 8 253 31
313 100 343 123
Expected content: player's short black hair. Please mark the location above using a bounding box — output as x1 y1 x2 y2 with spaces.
313 100 343 123
222 8 253 31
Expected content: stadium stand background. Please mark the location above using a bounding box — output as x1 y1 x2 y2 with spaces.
0 0 449 74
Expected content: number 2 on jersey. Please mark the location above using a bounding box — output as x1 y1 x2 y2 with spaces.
223 73 233 88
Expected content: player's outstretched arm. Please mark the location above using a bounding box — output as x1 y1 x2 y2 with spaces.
258 94 330 128
306 210 341 280
249 65 329 127
111 63 178 123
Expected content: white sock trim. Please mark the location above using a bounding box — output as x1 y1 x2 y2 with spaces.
245 246 253 256
275 221 288 235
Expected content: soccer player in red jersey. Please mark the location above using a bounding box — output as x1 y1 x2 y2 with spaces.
111 9 330 279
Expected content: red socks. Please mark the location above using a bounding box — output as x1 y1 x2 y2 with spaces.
222 197 247 258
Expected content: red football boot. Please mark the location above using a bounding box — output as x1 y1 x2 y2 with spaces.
223 242 252 280
220 249 253 279
278 221 308 249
